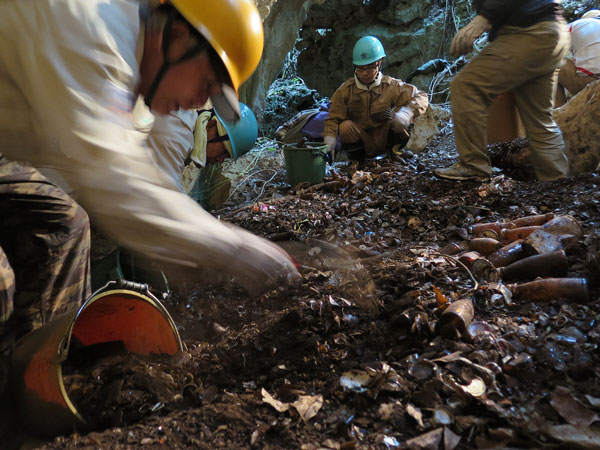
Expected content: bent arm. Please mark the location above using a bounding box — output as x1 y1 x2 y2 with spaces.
323 83 349 138
15 18 296 285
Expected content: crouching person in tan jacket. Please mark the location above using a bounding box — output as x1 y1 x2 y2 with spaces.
322 36 429 163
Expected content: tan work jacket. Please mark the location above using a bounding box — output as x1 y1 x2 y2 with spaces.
323 74 428 140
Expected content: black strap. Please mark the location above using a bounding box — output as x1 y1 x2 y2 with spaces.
144 13 208 108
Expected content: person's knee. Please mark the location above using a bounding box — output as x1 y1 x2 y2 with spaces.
72 203 90 237
339 120 361 144
60 200 91 244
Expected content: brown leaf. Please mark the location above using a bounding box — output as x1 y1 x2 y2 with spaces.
551 386 599 426
433 285 449 306
544 424 600 449
404 427 443 450
261 388 290 413
292 394 323 421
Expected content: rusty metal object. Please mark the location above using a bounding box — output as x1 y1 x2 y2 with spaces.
436 299 475 338
508 213 554 228
508 278 589 303
458 252 499 281
539 215 584 236
471 258 500 282
470 222 513 238
467 237 502 256
440 242 464 255
498 250 569 282
458 251 481 268
487 240 526 268
500 226 542 243
522 215 584 255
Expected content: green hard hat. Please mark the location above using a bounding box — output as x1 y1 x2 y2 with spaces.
352 36 386 66
215 102 258 160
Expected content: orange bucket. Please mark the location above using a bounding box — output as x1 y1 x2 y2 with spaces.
10 281 182 436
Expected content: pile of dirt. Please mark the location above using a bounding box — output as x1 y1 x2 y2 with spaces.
34 130 600 450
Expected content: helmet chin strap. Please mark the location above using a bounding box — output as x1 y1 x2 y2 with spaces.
144 12 207 109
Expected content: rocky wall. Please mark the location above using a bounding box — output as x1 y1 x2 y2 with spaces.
247 0 599 122
240 0 326 114
245 0 474 116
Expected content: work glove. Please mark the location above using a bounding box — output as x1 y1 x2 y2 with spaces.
324 135 337 163
372 108 395 123
450 15 491 56
274 126 287 142
391 106 414 132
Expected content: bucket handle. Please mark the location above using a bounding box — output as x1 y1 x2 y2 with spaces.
281 141 332 165
102 279 151 295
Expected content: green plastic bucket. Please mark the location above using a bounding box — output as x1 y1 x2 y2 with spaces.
282 142 327 186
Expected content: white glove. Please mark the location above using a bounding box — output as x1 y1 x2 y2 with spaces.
391 107 414 132
324 135 337 163
450 15 491 56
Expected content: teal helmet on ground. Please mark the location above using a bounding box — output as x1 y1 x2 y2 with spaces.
215 102 258 160
352 36 386 66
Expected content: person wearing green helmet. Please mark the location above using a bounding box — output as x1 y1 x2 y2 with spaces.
322 36 429 162
79 102 259 295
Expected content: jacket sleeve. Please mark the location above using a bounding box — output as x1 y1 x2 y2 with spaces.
322 81 350 138
147 110 197 191
8 4 297 286
393 80 429 117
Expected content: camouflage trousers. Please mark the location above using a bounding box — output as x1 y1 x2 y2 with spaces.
0 156 91 355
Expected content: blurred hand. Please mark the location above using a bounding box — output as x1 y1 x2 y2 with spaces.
392 106 414 131
450 15 491 56
372 108 395 123
232 232 300 294
324 135 337 163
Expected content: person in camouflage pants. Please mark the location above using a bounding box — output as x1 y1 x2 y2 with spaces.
0 156 91 357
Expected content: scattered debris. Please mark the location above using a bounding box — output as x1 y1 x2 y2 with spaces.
39 139 600 449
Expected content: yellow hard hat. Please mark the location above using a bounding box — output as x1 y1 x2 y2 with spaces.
170 0 264 91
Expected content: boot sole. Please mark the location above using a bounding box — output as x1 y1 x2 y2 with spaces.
434 171 488 182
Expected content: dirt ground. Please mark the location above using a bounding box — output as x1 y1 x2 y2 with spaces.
18 125 600 450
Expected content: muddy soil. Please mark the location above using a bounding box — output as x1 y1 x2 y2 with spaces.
26 126 600 450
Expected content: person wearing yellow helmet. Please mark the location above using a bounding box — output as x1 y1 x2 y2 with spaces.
0 0 298 394
139 0 264 121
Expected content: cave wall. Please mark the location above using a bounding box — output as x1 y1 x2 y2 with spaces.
294 0 600 100
244 0 474 115
295 0 470 99
240 0 326 114
245 0 600 120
